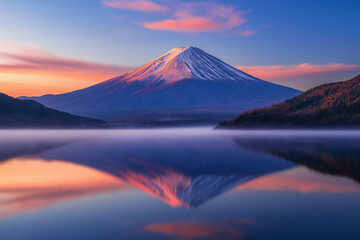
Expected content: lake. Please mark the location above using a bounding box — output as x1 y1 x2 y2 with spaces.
0 129 359 240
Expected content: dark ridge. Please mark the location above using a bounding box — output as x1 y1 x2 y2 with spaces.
0 92 106 128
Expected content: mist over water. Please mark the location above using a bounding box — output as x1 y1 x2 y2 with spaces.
0 129 359 240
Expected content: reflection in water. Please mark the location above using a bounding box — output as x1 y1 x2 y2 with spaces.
0 134 74 162
0 158 130 218
237 167 360 193
232 135 360 183
0 130 359 240
0 130 360 210
143 219 255 240
29 131 294 208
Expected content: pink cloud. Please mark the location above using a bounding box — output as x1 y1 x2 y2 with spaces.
102 1 251 35
142 2 247 33
101 0 167 12
238 30 257 37
236 63 360 81
0 40 132 80
0 51 131 77
0 40 133 96
144 18 222 33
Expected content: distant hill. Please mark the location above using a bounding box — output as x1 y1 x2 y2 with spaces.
218 75 360 128
0 93 105 128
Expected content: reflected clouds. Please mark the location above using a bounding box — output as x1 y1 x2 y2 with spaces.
237 167 360 193
143 219 256 240
0 158 131 218
0 129 360 220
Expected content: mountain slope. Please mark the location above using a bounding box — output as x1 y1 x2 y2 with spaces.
218 75 360 128
22 47 301 124
0 93 105 128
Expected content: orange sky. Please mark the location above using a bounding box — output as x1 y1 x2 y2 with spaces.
0 39 132 97
1 39 360 97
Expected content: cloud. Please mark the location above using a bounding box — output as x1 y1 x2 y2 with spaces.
236 63 360 90
143 2 247 33
0 40 133 97
236 63 360 81
0 40 131 79
102 0 167 12
103 1 251 35
143 18 222 33
238 30 257 37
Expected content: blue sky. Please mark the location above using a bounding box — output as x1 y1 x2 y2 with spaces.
0 0 359 96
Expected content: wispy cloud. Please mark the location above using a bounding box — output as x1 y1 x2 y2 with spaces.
102 0 167 12
0 40 132 79
238 30 257 37
236 63 360 81
143 2 247 33
236 63 360 89
0 40 133 97
103 1 254 36
143 18 223 33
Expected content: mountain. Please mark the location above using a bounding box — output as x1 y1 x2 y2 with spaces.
0 92 105 128
218 75 360 128
22 47 301 124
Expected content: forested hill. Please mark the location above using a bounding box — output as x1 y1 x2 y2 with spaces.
218 75 360 128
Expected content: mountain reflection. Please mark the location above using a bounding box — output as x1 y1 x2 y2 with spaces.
35 133 293 208
1 129 360 216
0 130 294 210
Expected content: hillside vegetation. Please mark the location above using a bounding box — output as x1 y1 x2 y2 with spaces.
218 75 360 128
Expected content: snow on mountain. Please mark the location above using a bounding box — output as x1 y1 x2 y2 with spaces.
112 46 259 86
22 46 302 124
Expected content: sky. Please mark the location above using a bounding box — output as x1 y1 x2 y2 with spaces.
0 0 359 97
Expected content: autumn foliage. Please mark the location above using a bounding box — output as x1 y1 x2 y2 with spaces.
220 75 360 128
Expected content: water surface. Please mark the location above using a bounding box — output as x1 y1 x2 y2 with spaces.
0 129 359 239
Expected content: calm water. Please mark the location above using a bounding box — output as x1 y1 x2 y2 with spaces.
0 129 359 240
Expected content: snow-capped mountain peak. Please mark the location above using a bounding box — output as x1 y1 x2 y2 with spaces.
115 46 260 85
23 46 301 123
